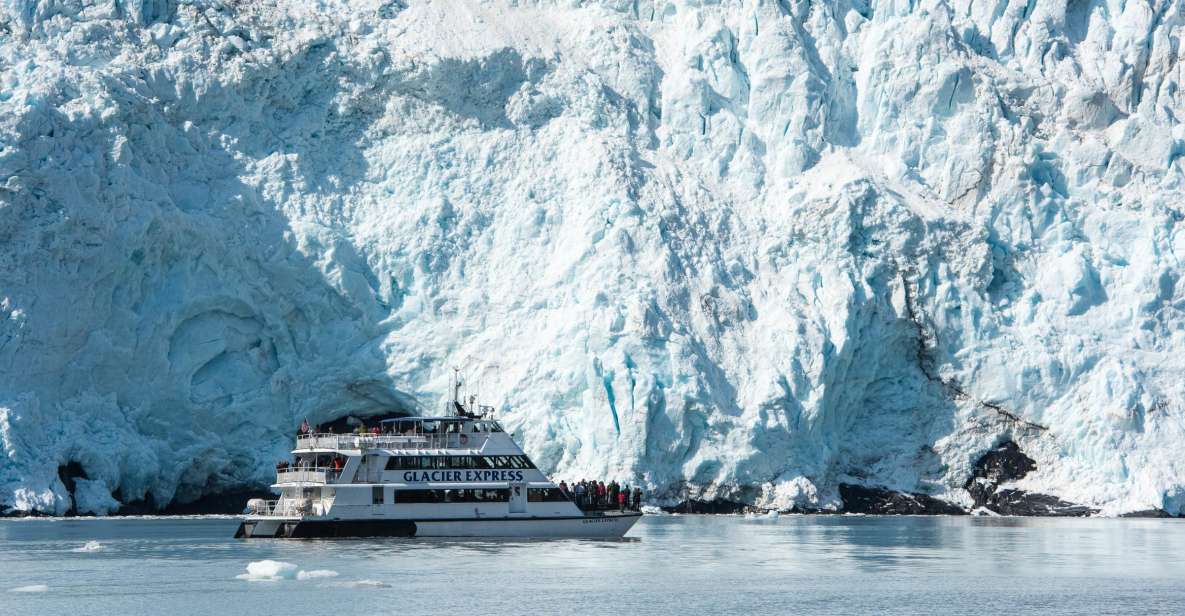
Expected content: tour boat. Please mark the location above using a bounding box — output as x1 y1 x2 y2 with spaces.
234 400 642 539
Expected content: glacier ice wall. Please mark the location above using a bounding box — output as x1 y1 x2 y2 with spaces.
1 0 1183 515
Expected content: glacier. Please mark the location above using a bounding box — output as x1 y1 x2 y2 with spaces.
1 0 1184 516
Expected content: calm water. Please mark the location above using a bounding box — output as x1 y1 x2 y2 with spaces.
1 515 1183 615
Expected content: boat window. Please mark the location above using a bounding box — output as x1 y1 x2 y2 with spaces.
421 421 439 434
489 422 504 432
397 489 437 503
385 455 537 470
528 488 570 503
372 486 384 505
395 489 510 503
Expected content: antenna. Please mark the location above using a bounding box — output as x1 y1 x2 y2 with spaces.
452 366 462 407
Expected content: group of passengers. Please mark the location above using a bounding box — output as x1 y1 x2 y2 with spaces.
559 480 642 511
299 418 497 439
275 456 346 473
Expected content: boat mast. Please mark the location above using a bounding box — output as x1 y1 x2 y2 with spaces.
450 366 467 416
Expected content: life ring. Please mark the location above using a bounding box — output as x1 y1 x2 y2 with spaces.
459 434 469 445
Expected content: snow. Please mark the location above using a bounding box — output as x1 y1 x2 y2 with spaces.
1 0 1183 517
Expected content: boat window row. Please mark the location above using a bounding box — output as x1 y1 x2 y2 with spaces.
380 419 505 434
527 488 570 502
394 489 510 503
384 455 536 471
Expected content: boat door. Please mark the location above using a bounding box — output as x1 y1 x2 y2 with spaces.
365 455 384 483
509 482 526 513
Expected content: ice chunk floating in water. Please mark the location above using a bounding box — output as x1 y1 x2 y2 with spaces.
9 585 49 593
236 561 297 582
72 541 103 553
1 0 1184 518
296 570 340 581
337 580 392 589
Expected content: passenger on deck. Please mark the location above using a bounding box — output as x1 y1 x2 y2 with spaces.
632 487 642 510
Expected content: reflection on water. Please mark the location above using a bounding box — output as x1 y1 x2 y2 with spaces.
1 515 1183 615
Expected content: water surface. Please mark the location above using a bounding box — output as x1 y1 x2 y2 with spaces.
2 515 1182 615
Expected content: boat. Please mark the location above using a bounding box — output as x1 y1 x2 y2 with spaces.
234 392 642 539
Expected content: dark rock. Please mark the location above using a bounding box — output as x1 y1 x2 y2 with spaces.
963 441 1035 507
1120 509 1177 518
964 440 1097 516
839 483 967 515
987 489 1096 517
661 499 756 514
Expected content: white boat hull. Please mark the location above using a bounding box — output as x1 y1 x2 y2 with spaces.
236 512 641 539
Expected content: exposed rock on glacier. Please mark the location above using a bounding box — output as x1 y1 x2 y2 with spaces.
839 483 968 516
963 441 1094 516
1 0 1184 516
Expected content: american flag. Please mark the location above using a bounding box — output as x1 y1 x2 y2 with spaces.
299 418 311 434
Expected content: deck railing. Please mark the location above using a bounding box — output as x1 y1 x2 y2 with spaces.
295 432 485 451
274 467 341 484
247 499 299 516
247 498 332 517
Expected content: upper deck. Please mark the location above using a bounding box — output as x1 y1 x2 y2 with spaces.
294 417 508 454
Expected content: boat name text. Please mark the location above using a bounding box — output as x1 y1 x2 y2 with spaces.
401 470 525 482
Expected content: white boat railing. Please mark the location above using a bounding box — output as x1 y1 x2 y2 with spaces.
247 499 297 516
295 432 485 451
247 498 331 517
275 467 341 484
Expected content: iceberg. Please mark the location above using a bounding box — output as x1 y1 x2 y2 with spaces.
1 0 1183 517
236 560 297 582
